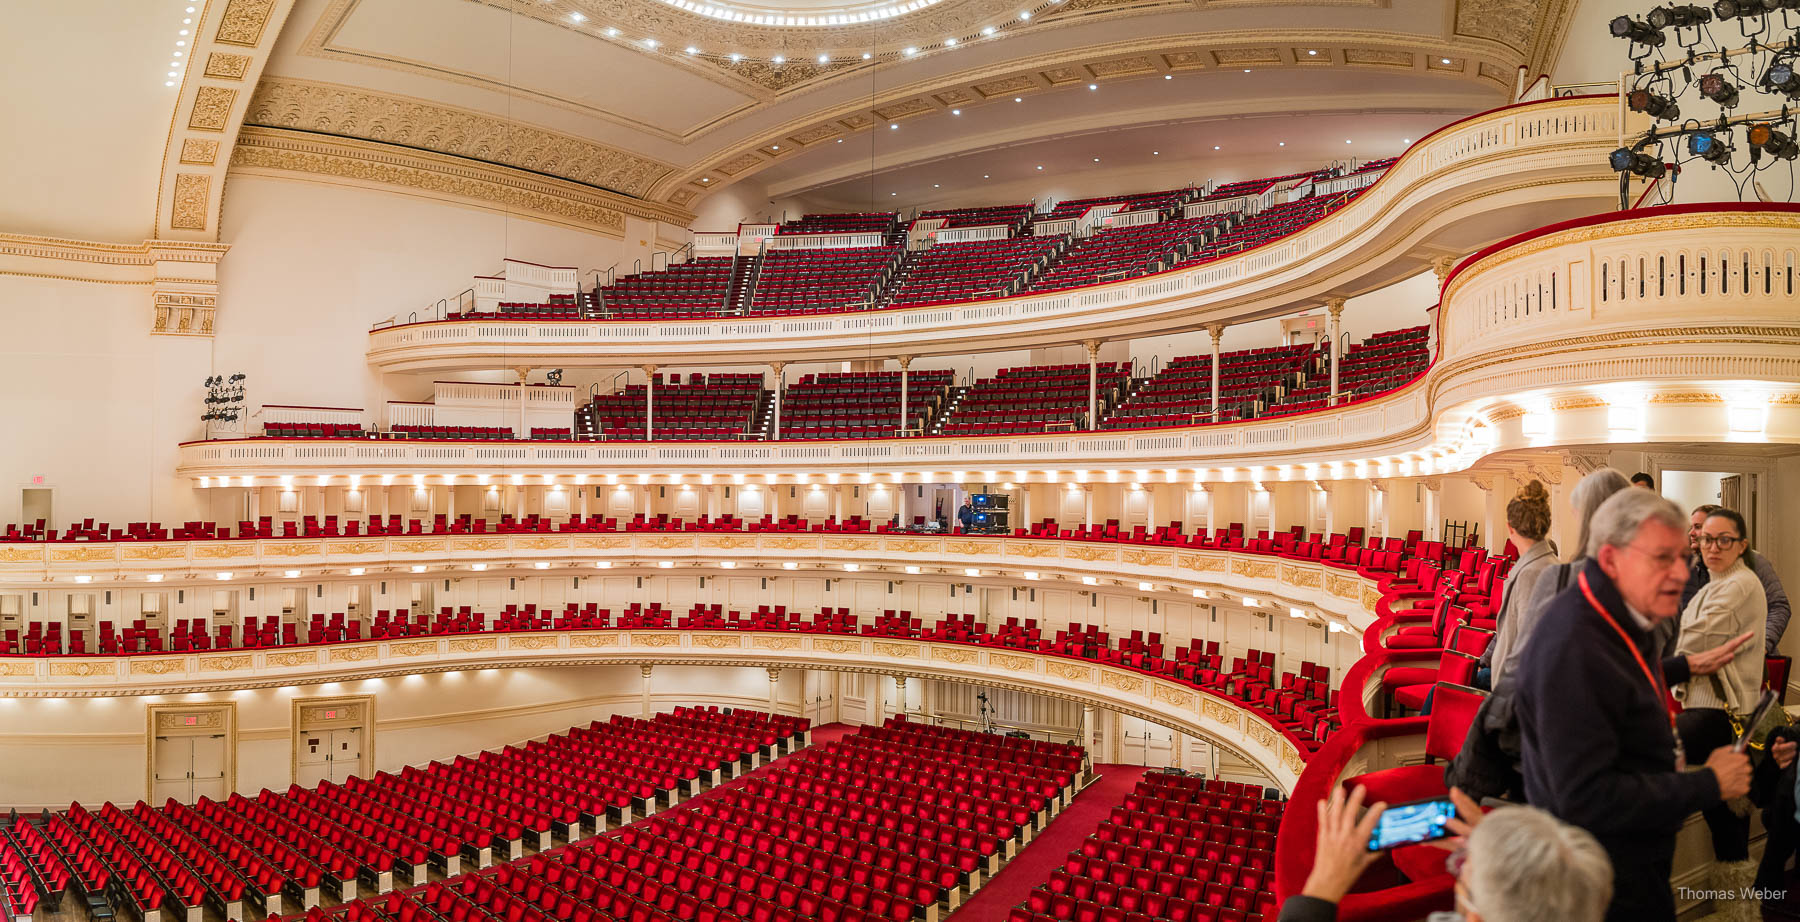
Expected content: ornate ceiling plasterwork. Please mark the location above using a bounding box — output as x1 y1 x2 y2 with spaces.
244 78 677 200
228 126 695 233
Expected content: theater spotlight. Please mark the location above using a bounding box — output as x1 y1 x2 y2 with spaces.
1690 130 1734 164
1609 15 1666 44
1610 146 1668 178
1766 60 1800 96
1649 3 1713 26
1749 123 1800 160
1699 72 1741 107
1714 0 1769 16
1627 88 1681 120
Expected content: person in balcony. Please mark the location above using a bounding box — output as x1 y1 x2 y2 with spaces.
1476 480 1554 690
1513 489 1753 922
957 499 976 533
1671 507 1767 920
1681 503 1791 652
1278 786 1613 922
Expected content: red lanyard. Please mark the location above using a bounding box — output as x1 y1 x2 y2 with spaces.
1578 569 1677 731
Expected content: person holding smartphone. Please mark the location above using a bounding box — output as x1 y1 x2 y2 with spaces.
1280 786 1613 922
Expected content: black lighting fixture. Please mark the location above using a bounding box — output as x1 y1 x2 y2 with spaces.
1611 145 1669 178
1699 72 1742 106
546 368 565 386
1610 14 1668 44
1714 0 1770 17
1749 122 1800 159
1649 3 1715 25
1628 87 1683 119
1767 60 1800 95
201 373 247 426
1690 129 1735 163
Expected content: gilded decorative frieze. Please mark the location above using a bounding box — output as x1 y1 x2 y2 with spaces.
945 541 995 556
389 540 446 554
692 635 740 649
1121 550 1174 568
265 543 322 557
452 538 507 552
832 539 876 553
179 139 221 165
574 537 630 550
1007 543 1056 558
1065 546 1116 563
872 642 920 659
49 661 110 678
1246 722 1278 748
641 535 693 549
814 638 862 654
266 650 318 667
0 661 36 677
570 633 619 648
151 290 216 335
187 88 239 131
390 641 440 657
932 648 979 665
753 636 801 651
329 646 378 663
130 659 185 676
989 653 1036 672
203 52 253 80
631 634 681 648
215 0 276 45
123 545 186 560
764 537 812 551
1326 572 1362 600
886 539 937 554
0 547 41 563
1362 585 1383 614
326 541 384 555
49 546 114 563
193 543 254 559
1280 564 1322 590
705 536 755 549
157 709 223 730
1153 685 1196 709
1283 746 1307 774
449 638 497 653
1231 558 1280 580
1048 662 1094 683
516 537 568 551
200 654 252 672
1201 698 1238 725
508 635 562 650
1101 672 1146 695
1179 554 1229 573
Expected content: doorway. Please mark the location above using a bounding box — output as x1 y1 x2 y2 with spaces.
292 695 373 786
20 488 51 530
297 727 364 786
147 703 236 804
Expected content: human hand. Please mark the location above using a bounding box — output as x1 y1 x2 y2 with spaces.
1705 746 1753 800
1687 632 1756 675
1301 784 1387 904
1441 787 1485 841
1773 739 1798 770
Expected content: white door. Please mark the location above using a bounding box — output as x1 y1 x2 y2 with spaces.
298 726 363 786
327 727 362 784
153 735 228 804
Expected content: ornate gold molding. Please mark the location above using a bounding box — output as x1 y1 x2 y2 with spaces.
229 127 694 235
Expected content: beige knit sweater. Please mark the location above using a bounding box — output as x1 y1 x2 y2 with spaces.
1674 557 1768 713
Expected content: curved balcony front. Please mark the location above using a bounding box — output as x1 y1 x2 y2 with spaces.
187 205 1800 485
365 96 1623 372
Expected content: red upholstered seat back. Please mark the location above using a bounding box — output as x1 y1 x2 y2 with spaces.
1426 683 1486 763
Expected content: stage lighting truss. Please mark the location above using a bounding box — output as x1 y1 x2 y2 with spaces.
1606 1 1800 201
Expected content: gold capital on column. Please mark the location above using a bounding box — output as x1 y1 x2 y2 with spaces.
1325 297 1347 318
1430 255 1459 283
639 664 654 678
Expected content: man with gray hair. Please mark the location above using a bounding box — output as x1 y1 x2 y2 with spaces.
1453 804 1614 922
1514 488 1753 922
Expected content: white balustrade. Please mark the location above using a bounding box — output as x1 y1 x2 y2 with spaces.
765 233 886 250
931 224 1011 244
261 405 364 427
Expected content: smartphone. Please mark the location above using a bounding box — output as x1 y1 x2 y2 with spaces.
1365 796 1458 851
1734 689 1779 754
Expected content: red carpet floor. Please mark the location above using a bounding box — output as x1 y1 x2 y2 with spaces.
944 764 1149 922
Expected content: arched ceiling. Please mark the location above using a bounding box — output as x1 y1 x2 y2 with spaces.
2 0 1575 243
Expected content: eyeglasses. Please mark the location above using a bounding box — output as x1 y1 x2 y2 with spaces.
1449 848 1478 915
1621 542 1692 570
1697 534 1743 549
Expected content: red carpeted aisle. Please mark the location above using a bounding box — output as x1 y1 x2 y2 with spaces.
944 764 1149 922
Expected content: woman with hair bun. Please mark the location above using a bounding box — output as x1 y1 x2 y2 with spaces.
1480 480 1556 689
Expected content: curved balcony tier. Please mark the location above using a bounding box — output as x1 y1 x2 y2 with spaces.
365 96 1622 372
187 205 1800 484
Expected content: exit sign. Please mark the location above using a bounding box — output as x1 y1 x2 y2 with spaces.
30 476 43 485
182 716 197 726
323 709 338 719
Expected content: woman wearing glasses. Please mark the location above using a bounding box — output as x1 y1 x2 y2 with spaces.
1673 507 1768 922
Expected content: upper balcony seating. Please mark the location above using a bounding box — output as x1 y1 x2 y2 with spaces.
391 425 515 441
447 296 584 322
1026 216 1228 293
1014 772 1284 922
1101 345 1315 429
777 370 953 439
262 423 366 439
883 237 1063 309
595 257 746 319
778 213 899 236
1180 192 1360 265
1202 171 1314 201
1337 326 1430 398
582 373 765 441
748 247 901 315
915 204 1033 232
936 363 1129 436
1040 189 1191 222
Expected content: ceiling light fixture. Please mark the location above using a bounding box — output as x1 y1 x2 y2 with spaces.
772 54 784 63
1014 96 1022 101
1213 145 1220 150
729 52 741 61
982 26 996 34
606 26 619 35
903 46 917 55
890 122 898 128
1088 83 1097 89
686 45 698 53
862 52 871 59
1441 57 1452 64
944 37 956 45
1018 10 1030 18
643 38 657 47
951 108 961 114
1163 74 1172 79
818 53 829 62
1307 49 1317 55
571 11 586 20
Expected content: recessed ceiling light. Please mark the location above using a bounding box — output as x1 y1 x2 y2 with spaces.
182 17 191 23
836 138 844 142
983 173 990 178
933 183 939 187
643 38 658 47
944 37 956 45
1035 165 1043 170
1088 83 1097 90
701 177 711 182
772 54 784 63
982 25 996 34
164 80 175 86
1345 139 1352 143
179 29 189 35
890 123 898 128
1243 68 1251 73
175 40 185 45
904 46 917 55
951 108 961 115
686 46 698 53
1402 138 1410 143
1163 74 1172 79
729 52 741 60
173 51 182 56
1279 141 1285 146
891 191 897 196
1307 49 1317 55
606 26 618 35
1092 157 1099 162
1018 10 1030 18
772 144 780 149
862 52 871 59
1152 150 1159 155
168 71 178 77
819 54 829 63
1213 145 1220 150
1014 96 1022 102
1441 57 1452 64
573 12 587 21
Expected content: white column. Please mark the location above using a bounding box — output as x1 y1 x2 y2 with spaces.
445 482 456 524
770 363 785 438
580 484 590 518
1081 705 1096 761
1207 323 1224 417
767 668 781 715
643 365 658 441
1423 477 1442 542
514 366 532 439
1141 485 1157 530
894 676 908 717
1083 484 1095 528
898 356 911 435
1085 340 1100 431
640 664 654 717
1326 297 1346 403
1021 484 1035 529
894 482 908 528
